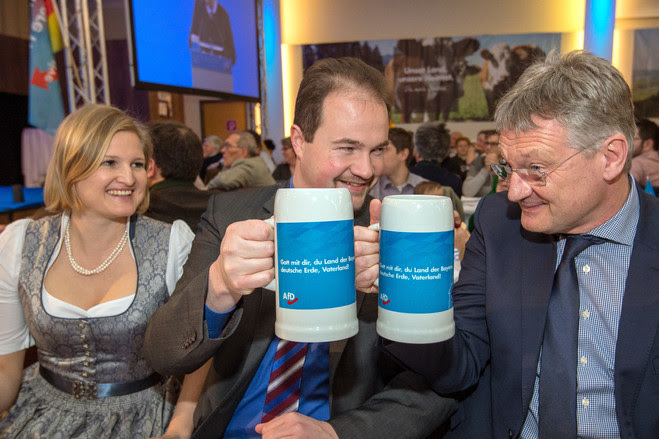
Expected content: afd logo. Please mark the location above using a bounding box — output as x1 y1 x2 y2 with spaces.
282 292 298 305
379 293 390 306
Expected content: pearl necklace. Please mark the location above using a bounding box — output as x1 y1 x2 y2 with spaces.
65 219 129 276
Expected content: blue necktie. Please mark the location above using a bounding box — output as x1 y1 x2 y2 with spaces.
538 234 605 439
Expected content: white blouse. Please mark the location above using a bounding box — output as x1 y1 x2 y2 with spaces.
0 214 194 355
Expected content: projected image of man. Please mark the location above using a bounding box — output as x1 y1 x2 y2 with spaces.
189 0 236 70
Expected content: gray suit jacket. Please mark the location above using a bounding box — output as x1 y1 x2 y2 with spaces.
145 183 456 438
205 156 276 191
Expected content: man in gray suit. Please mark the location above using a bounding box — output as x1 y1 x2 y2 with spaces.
144 57 456 438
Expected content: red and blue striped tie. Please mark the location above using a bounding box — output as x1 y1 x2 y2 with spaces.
261 339 308 423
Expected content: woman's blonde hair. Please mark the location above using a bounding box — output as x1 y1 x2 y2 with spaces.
44 104 152 213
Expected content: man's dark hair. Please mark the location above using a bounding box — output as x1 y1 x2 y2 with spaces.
388 127 414 167
414 122 451 161
263 139 276 152
637 118 659 151
150 121 203 182
293 57 390 143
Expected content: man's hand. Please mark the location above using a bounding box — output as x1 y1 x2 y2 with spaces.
484 150 500 171
206 219 275 312
255 413 338 439
354 198 381 293
465 144 478 165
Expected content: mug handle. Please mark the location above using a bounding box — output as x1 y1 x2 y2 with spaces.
368 223 380 287
263 217 276 291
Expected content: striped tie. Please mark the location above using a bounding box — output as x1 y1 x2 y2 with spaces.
261 339 308 423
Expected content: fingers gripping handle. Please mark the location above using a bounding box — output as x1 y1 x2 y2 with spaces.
368 223 380 287
264 217 276 291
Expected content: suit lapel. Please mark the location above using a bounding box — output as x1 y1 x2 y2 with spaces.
615 192 659 424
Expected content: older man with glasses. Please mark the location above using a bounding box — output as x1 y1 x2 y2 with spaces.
205 131 275 191
462 131 501 197
356 50 659 438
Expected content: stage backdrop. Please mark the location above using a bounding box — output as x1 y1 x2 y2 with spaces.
633 28 659 118
302 33 560 123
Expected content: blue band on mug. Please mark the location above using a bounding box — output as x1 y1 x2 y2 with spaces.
277 219 355 310
379 230 453 314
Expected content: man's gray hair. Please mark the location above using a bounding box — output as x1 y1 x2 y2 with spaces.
414 122 450 161
235 131 260 157
203 135 222 152
495 50 635 170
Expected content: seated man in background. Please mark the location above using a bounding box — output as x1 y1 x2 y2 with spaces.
200 135 223 182
271 136 296 181
247 129 277 174
146 120 213 233
631 118 658 191
409 122 463 197
369 127 427 200
442 136 470 180
205 131 275 191
462 131 499 197
448 130 463 157
144 57 456 438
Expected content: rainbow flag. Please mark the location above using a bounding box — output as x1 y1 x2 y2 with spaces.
29 0 65 135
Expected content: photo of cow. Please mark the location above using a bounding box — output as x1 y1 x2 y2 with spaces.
385 38 481 123
301 33 559 122
480 43 546 118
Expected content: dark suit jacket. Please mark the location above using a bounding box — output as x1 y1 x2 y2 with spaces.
410 160 463 197
386 189 659 438
144 182 456 438
145 180 213 233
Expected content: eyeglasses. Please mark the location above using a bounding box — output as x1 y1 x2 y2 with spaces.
490 148 586 187
221 143 240 150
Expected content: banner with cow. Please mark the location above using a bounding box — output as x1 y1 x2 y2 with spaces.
632 28 659 118
302 33 560 122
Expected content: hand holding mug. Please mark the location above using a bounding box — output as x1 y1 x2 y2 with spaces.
207 220 275 313
354 198 382 293
368 195 456 344
265 188 358 342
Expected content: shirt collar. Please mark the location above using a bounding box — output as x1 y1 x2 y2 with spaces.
587 176 639 246
206 1 217 15
380 174 416 190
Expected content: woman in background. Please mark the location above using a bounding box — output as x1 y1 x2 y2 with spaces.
0 104 204 438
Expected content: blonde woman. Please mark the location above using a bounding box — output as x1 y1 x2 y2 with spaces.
0 105 203 437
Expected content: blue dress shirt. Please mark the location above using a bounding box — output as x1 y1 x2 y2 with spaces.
521 180 639 439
